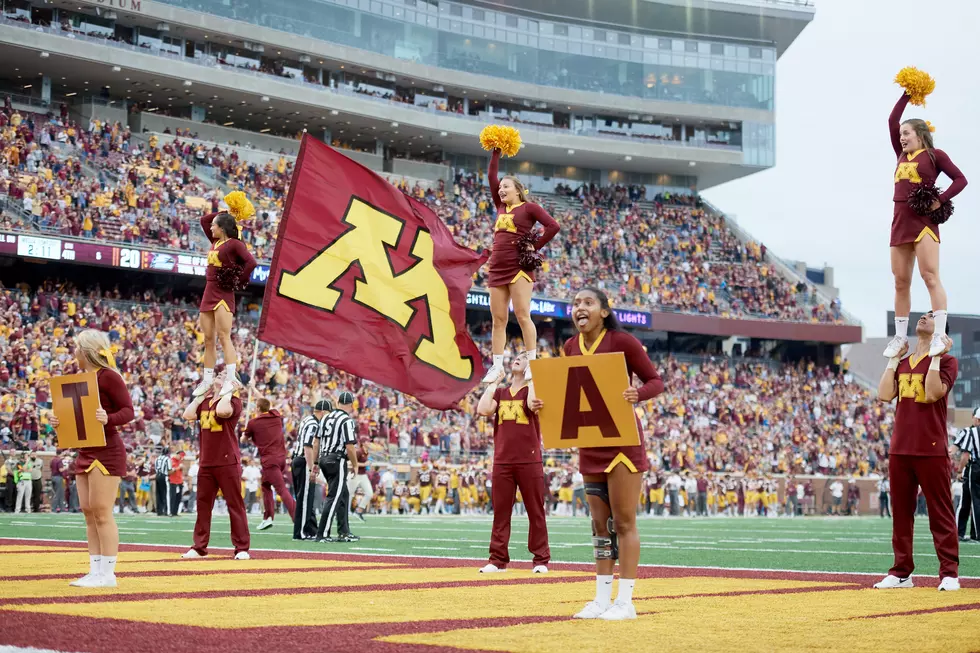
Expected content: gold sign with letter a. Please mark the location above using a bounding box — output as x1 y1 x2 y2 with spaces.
50 372 106 449
529 353 640 450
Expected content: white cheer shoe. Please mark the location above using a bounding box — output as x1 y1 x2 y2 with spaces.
573 600 611 619
873 574 913 589
597 600 637 621
479 563 506 573
882 335 908 358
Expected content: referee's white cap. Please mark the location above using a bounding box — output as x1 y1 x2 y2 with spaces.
973 407 980 419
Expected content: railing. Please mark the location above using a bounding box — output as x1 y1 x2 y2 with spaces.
0 16 744 155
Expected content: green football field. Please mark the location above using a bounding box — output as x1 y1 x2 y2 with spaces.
2 511 977 578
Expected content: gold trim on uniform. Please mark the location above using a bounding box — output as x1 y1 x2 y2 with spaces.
578 329 607 356
603 452 638 474
509 270 533 285
914 226 939 244
83 460 111 476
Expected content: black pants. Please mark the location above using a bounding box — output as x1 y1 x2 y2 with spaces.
170 483 182 516
32 478 42 512
879 491 891 517
316 456 350 540
291 456 317 539
155 473 169 516
957 462 980 540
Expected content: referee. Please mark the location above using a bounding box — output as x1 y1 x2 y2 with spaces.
155 448 172 517
314 392 360 543
954 408 980 543
291 400 330 541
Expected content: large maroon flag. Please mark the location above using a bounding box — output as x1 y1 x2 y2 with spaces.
258 135 488 410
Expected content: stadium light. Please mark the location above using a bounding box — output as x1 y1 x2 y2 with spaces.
183 81 192 87
689 161 697 167
567 149 575 155
440 131 448 137
625 156 633 161
391 122 399 127
112 66 121 72
40 52 50 59
330 110 339 116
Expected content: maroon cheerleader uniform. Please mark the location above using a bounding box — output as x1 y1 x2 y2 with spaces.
74 368 134 477
200 213 258 315
486 149 560 287
562 329 664 475
888 94 967 247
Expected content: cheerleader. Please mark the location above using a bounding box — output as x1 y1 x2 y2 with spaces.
194 191 258 398
563 287 664 621
49 330 135 587
883 68 967 359
479 126 560 383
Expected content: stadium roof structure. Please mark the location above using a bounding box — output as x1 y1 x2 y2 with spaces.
463 0 815 56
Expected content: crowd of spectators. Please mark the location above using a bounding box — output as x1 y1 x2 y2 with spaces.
0 99 843 325
0 281 886 483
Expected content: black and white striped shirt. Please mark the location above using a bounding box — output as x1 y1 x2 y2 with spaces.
318 409 356 458
154 455 171 475
292 415 320 458
953 426 980 463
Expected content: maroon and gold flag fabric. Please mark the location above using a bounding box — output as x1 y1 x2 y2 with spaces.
258 135 488 410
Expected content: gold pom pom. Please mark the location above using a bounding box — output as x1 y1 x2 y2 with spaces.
894 66 936 107
479 125 522 158
926 120 936 133
223 191 255 222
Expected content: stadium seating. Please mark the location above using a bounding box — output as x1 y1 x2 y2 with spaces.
0 284 888 477
0 104 843 325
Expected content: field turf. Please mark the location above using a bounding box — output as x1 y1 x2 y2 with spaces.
2 512 979 653
1 511 978 577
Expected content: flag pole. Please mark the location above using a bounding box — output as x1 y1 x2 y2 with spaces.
244 338 260 423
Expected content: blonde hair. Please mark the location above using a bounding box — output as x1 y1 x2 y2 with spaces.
501 175 529 203
901 119 935 150
76 329 116 370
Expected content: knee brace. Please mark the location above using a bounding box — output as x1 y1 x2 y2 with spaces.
586 482 618 560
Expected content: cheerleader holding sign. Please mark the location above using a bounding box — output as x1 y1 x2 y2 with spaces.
883 68 967 359
194 191 258 398
479 126 560 383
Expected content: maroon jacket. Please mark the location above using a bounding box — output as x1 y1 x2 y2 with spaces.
244 409 287 464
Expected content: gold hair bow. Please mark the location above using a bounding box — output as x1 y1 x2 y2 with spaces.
99 348 116 369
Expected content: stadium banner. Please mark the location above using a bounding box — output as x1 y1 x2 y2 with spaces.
465 289 651 328
258 135 489 410
50 372 106 449
530 353 640 450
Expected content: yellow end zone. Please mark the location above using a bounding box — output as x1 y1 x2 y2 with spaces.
2 575 828 628
385 585 980 653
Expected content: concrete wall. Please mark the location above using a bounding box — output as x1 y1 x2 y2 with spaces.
130 113 302 156
75 101 128 126
390 158 450 183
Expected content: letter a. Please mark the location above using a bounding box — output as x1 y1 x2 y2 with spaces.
560 366 620 440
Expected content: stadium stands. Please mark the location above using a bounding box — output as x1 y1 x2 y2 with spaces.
0 103 844 324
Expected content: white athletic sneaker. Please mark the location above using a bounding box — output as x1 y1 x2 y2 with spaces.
928 332 946 357
597 601 637 621
220 375 240 397
481 363 504 384
257 517 274 531
882 335 908 358
479 563 506 573
938 577 960 591
573 600 611 619
234 551 251 560
532 565 549 574
873 574 913 589
191 379 212 397
180 549 206 559
99 574 117 588
69 573 99 587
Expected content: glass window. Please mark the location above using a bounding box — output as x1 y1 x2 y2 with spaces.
404 0 415 5
554 24 568 36
658 38 672 50
472 8 484 20
685 41 698 53
618 33 631 45
594 29 607 42
749 47 762 59
711 43 724 55
527 20 538 33
449 4 461 16
505 15 518 27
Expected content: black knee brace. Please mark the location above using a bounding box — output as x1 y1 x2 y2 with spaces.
586 482 618 561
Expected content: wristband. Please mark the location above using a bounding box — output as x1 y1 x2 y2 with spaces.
886 358 900 371
929 357 941 371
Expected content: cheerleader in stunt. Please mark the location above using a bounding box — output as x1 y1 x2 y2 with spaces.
479 126 560 383
194 191 258 398
883 67 967 359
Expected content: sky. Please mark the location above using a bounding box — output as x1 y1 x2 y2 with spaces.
702 0 980 338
